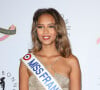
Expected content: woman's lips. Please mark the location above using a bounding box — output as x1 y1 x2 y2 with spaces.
42 36 50 40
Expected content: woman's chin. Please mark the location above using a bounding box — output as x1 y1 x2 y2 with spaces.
41 41 55 46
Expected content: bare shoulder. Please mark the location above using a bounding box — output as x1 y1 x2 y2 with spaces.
65 54 81 74
19 59 32 76
66 54 80 67
19 60 28 74
66 55 81 90
19 60 26 69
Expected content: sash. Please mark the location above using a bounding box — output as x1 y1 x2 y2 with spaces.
21 53 62 90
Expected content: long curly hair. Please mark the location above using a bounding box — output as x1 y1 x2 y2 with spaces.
31 8 72 57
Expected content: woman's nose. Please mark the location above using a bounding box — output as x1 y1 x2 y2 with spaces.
43 27 49 34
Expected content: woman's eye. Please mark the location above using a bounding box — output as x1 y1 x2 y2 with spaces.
37 26 43 29
48 25 55 28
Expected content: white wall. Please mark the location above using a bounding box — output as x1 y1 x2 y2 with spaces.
0 0 100 90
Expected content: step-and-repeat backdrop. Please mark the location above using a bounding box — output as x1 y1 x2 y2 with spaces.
0 0 100 90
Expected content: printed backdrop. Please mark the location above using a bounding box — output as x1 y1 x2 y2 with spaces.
0 0 100 90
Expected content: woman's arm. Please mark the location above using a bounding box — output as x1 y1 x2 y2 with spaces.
19 60 29 90
69 55 81 90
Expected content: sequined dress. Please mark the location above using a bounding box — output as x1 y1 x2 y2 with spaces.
29 73 69 90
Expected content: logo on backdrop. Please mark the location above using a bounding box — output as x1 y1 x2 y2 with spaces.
0 70 17 90
61 14 71 36
0 77 5 90
97 37 100 45
0 25 16 41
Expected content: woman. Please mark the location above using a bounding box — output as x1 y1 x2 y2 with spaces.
19 8 81 90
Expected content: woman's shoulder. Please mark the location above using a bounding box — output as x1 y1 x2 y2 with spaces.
65 54 80 68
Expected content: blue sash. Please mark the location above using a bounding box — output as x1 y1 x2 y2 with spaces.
21 53 62 90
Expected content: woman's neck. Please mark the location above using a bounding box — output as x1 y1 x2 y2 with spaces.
37 44 60 57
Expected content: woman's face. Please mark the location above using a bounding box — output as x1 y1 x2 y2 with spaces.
36 14 57 46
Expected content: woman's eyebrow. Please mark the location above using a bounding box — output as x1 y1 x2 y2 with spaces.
37 24 44 25
37 23 55 26
48 23 56 25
